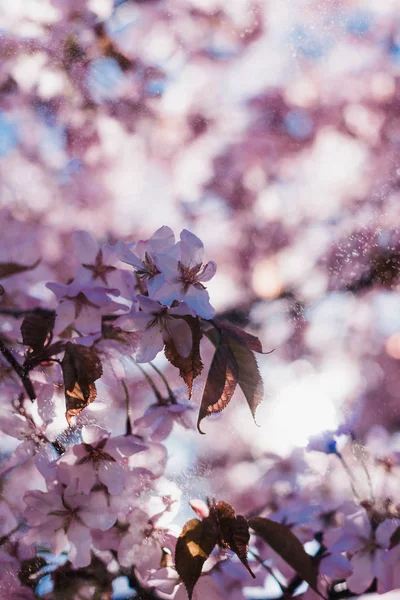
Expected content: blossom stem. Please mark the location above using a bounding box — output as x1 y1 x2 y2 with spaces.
149 362 177 403
336 452 361 501
248 549 287 593
131 361 163 403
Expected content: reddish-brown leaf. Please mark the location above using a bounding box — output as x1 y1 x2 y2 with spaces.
165 316 203 398
0 259 40 280
249 517 319 593
21 313 55 355
175 517 218 600
205 326 264 425
197 339 238 433
211 501 255 578
61 343 103 426
211 320 265 353
227 338 264 423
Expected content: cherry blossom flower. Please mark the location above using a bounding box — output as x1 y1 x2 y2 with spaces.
114 295 194 363
133 399 195 442
117 226 178 296
0 400 62 477
72 231 135 303
327 507 400 593
46 278 127 335
56 425 146 495
23 485 117 568
154 229 217 319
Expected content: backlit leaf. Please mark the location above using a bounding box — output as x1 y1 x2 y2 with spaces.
197 338 238 433
211 320 265 353
211 501 255 578
61 342 103 426
205 324 264 425
165 316 203 398
249 517 319 593
175 517 218 600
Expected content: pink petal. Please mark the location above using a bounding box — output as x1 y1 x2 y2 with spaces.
53 300 75 335
148 226 175 252
376 519 400 549
198 261 217 282
320 553 353 579
116 241 142 268
154 282 184 306
75 305 102 335
153 254 178 281
81 425 109 445
331 533 365 553
107 435 147 457
0 441 36 477
115 312 153 332
134 406 167 429
128 442 167 477
345 508 372 539
168 302 196 317
0 413 28 439
79 504 116 532
135 327 164 363
150 414 174 442
179 229 204 267
166 317 192 358
67 521 92 568
347 552 375 594
184 286 215 319
147 567 179 594
137 295 163 313
72 231 99 263
98 461 125 495
190 499 210 519
147 272 166 297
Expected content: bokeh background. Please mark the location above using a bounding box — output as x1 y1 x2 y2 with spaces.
2 0 400 512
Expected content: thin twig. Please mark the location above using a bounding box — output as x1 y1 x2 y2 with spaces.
149 362 176 403
0 338 36 400
336 452 361 501
130 360 163 403
248 549 287 594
